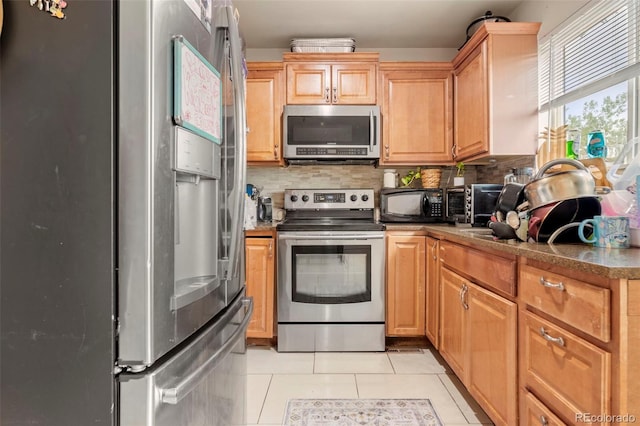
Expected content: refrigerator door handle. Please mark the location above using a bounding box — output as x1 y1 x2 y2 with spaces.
170 276 221 311
160 297 253 405
222 5 247 282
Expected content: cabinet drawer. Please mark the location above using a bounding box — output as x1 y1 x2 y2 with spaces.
522 391 567 426
522 312 610 425
440 242 516 296
520 264 610 342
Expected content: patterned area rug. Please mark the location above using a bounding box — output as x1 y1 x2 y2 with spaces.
283 399 443 426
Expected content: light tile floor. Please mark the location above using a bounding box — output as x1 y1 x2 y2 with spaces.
246 346 495 425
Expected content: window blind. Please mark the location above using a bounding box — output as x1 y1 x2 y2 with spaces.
539 0 640 111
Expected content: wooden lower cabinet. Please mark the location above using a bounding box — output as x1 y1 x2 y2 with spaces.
439 265 517 426
425 237 440 348
245 236 275 338
467 281 517 426
385 234 425 336
523 392 567 426
520 311 611 425
439 267 467 378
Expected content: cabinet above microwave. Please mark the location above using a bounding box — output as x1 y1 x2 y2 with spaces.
283 52 378 105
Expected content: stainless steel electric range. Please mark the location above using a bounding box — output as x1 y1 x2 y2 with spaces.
276 188 386 352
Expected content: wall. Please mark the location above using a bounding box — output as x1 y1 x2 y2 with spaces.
248 156 536 207
247 0 591 201
510 0 590 39
245 47 458 62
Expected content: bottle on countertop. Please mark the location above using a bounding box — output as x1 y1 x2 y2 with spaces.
587 130 607 158
566 129 580 159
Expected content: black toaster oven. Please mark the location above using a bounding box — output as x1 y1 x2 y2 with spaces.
445 184 504 227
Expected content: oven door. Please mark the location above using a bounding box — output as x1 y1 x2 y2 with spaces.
446 187 468 223
277 231 385 323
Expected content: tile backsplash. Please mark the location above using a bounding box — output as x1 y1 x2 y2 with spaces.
247 157 535 208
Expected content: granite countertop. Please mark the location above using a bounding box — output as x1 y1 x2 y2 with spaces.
385 223 640 279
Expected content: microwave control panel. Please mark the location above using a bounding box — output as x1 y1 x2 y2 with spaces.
424 189 444 218
295 147 368 156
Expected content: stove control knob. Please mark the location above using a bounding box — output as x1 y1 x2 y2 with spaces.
361 194 369 202
350 194 358 202
302 195 309 202
290 195 298 202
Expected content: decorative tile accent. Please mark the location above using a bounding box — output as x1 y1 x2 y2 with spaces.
247 157 535 207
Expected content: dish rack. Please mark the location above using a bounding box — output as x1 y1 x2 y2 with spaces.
290 38 356 53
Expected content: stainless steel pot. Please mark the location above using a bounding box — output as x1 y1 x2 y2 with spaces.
459 10 511 50
524 159 598 210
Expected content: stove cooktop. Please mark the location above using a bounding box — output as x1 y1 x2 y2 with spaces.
278 188 384 232
276 218 385 232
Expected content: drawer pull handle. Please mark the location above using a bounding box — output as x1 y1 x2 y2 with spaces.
539 415 548 426
460 284 469 310
539 276 565 291
539 327 565 347
431 241 438 260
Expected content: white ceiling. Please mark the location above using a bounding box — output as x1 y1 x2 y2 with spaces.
233 0 526 50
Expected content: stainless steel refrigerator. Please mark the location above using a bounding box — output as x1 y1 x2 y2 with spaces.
0 0 250 425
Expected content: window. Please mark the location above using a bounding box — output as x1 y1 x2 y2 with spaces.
538 0 640 162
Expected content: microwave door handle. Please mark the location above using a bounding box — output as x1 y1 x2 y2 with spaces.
369 110 375 152
422 193 429 217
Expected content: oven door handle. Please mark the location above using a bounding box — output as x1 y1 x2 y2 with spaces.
279 233 385 240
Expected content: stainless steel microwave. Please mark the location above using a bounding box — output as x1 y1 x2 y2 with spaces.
283 105 380 164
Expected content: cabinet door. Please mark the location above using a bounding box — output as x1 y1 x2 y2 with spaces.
425 237 440 348
379 67 453 164
522 392 568 426
286 63 331 104
467 282 517 426
332 63 377 104
247 65 284 164
245 237 275 338
439 267 467 380
454 43 489 160
521 311 611 424
386 235 425 336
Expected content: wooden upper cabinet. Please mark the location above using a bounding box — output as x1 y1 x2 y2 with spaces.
284 53 378 104
453 46 488 160
378 63 453 165
246 62 284 165
452 22 541 162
